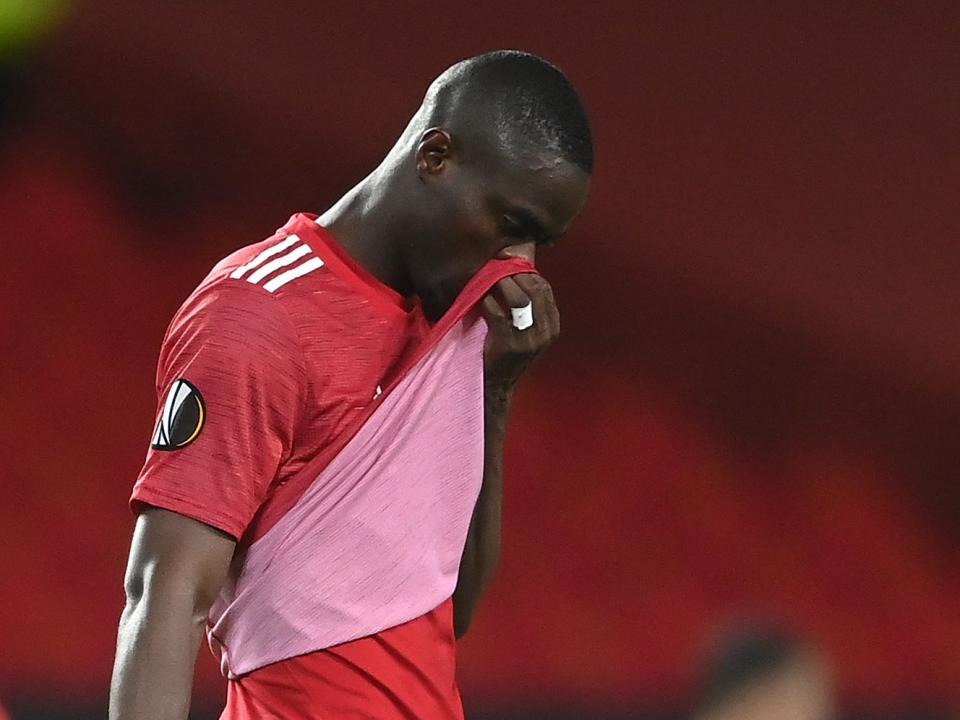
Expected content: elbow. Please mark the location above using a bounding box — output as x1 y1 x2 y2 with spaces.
121 562 218 628
121 566 147 619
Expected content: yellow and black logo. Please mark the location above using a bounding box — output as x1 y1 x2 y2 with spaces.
151 378 206 451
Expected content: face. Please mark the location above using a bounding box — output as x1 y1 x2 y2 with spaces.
410 129 590 320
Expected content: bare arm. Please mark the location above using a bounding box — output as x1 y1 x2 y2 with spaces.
453 270 558 637
110 508 236 720
453 386 511 638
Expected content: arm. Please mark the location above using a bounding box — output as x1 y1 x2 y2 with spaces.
453 271 559 637
112 281 303 716
453 386 511 638
109 508 236 720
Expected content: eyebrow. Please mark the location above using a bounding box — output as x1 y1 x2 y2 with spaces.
505 206 553 243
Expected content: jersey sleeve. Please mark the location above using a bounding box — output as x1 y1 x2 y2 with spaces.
131 280 307 540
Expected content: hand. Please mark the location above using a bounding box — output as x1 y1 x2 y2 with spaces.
480 273 560 401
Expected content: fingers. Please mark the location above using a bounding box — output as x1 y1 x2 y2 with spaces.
486 274 559 343
481 273 560 389
480 294 509 326
491 276 531 314
511 274 559 339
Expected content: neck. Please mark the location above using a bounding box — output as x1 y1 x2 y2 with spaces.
318 161 416 298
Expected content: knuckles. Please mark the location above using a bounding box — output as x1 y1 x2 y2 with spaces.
514 273 552 296
484 273 559 365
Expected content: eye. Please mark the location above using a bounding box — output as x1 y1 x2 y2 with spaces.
501 213 553 246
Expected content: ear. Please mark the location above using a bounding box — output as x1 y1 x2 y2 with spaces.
416 127 453 177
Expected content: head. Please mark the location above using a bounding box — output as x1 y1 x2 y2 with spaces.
693 625 835 720
390 50 592 319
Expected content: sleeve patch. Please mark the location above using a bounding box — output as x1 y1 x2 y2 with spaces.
151 378 206 450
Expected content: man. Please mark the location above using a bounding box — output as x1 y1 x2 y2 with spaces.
110 50 591 720
693 624 835 720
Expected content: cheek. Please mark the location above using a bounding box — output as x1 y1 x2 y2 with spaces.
436 228 497 299
434 184 503 279
445 205 499 264
456 181 499 243
461 218 504 273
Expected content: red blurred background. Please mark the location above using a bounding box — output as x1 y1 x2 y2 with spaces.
1 1 958 718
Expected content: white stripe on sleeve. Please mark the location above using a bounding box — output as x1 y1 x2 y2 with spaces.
230 235 300 279
264 257 325 292
247 244 313 284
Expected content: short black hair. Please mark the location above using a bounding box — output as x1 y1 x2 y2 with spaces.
694 624 806 713
426 50 593 174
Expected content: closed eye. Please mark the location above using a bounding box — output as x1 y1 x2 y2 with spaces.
503 214 552 245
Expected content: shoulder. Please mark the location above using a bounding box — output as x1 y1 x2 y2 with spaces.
214 217 328 298
169 273 295 344
159 214 353 367
160 269 307 377
156 274 309 398
171 217 332 337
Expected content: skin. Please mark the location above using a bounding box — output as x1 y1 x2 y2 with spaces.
111 101 590 718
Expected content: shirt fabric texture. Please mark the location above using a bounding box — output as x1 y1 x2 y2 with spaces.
131 213 534 719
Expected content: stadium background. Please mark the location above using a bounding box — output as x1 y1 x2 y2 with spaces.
1 1 959 718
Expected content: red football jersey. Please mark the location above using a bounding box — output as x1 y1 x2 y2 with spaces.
132 213 464 719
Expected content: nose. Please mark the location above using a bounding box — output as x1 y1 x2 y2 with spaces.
495 241 536 264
